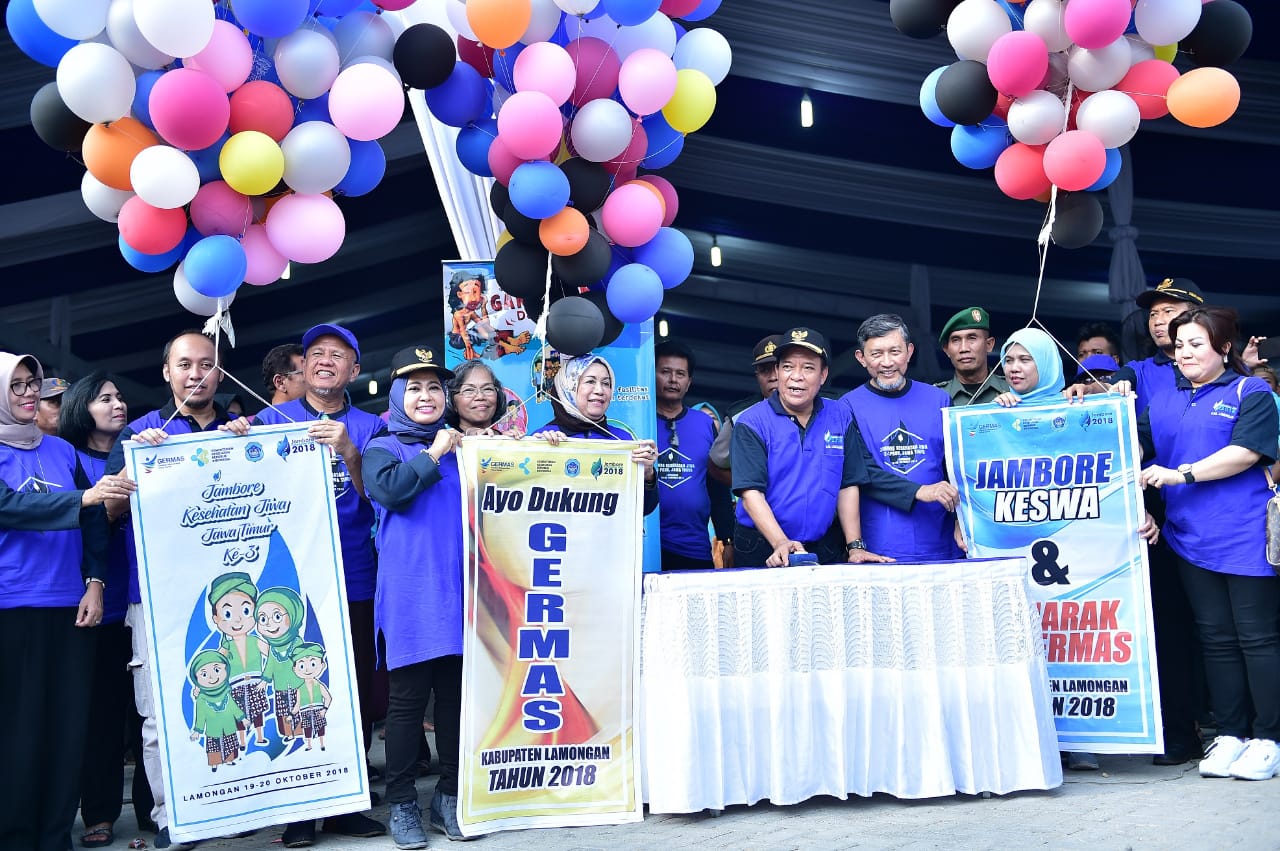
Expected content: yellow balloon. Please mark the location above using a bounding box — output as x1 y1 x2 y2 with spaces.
1153 43 1177 63
220 131 284 197
496 229 514 250
662 69 716 134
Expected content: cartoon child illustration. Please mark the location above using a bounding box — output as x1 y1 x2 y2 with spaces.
291 643 331 752
448 273 535 360
188 650 245 772
208 572 269 747
448 275 489 360
255 587 305 741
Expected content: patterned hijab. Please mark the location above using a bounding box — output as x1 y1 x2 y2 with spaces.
549 354 616 438
1002 327 1065 403
0 352 44 450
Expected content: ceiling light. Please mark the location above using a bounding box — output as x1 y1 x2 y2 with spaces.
658 318 669 337
710 236 722 268
801 91 814 128
368 379 378 396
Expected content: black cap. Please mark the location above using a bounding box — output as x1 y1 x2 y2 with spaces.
774 327 829 363
1136 278 1205 310
390 345 455 381
751 334 783 368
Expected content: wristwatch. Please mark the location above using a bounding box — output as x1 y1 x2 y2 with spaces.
85 577 106 589
845 539 866 552
1177 463 1195 484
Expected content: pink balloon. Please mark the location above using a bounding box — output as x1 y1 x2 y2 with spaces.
565 38 621 107
604 121 646 175
184 20 253 93
1116 59 1180 119
600 182 663 247
264 193 346 263
497 91 564 160
513 41 576 106
1043 130 1106 191
618 49 678 116
986 31 1049 98
149 68 231 151
117 196 187 254
372 0 416 8
1064 0 1131 50
487 135 523 185
241 223 288 285
190 180 252 236
328 63 405 142
637 174 679 226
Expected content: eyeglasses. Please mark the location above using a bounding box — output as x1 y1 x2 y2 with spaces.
9 378 41 396
456 384 498 399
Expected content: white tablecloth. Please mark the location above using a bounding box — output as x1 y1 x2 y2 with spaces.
640 559 1062 812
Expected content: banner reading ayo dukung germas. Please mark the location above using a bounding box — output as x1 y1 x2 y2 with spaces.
457 437 644 835
944 396 1162 754
125 425 369 841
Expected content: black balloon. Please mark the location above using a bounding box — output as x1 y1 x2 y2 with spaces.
560 158 612 213
501 202 542 244
579 289 625 347
890 0 956 39
30 82 91 153
1182 0 1252 68
552 230 611 286
490 181 509 217
935 60 998 126
393 24 457 90
494 240 550 300
545 296 605 356
1050 192 1104 250
524 295 546 323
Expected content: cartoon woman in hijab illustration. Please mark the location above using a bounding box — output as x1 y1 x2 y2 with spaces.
255 587 305 740
188 650 244 772
208 572 269 747
291 643 331 752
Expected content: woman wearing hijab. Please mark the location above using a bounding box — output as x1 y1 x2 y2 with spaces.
0 352 132 851
362 345 466 848
256 587 306 741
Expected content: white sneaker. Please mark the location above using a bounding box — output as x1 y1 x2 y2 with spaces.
1199 735 1248 777
1228 738 1280 781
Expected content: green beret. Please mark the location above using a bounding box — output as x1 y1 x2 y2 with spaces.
208 572 257 608
291 642 326 662
938 307 991 344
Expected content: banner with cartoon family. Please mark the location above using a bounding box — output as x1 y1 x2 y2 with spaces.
441 260 661 572
944 396 1163 754
125 425 368 841
456 438 644 836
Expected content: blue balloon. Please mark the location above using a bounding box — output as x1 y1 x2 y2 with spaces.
632 228 693 290
606 263 664 323
119 232 186 274
189 133 231 184
582 0 608 20
426 62 492 128
508 162 570 219
950 117 1011 170
456 119 498 178
336 139 386 197
132 71 165 131
604 0 661 27
682 0 722 22
295 93 331 125
995 0 1024 30
1086 147 1123 192
641 114 684 169
309 0 363 14
232 0 309 38
6 0 76 68
919 66 955 128
184 235 248 298
492 42 525 94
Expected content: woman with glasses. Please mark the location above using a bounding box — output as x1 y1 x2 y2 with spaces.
0 353 133 851
446 360 518 436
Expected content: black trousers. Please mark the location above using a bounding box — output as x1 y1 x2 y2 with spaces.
734 521 845 567
1176 556 1280 740
385 656 462 803
660 549 714 571
349 599 377 755
79 621 150 828
0 607 94 851
1147 537 1203 748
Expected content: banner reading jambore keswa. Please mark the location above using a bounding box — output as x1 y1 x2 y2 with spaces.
458 438 643 836
125 426 368 841
944 396 1162 753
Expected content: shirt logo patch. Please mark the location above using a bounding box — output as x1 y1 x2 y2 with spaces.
656 446 695 489
1211 400 1238 419
822 430 844 454
879 421 929 475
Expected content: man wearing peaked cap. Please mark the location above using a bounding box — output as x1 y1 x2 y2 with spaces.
36 375 71 436
708 334 784 484
934 306 1009 406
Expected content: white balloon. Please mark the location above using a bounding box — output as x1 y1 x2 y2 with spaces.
570 98 634 162
174 262 237 316
576 13 619 44
1007 89 1068 145
673 28 731 86
947 0 1012 62
555 0 597 14
56 43 135 125
1022 0 1072 54
133 0 215 59
1125 34 1156 66
334 11 395 65
446 0 477 41
281 121 352 193
274 28 341 100
106 0 172 69
1067 38 1133 92
612 12 676 60
1134 0 1201 47
35 0 109 40
81 172 134 223
1075 89 1140 148
130 146 200 209
522 0 564 44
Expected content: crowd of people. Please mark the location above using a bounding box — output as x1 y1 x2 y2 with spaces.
2 275 1278 850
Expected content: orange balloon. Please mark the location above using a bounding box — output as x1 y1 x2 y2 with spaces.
82 117 159 192
466 0 532 50
539 207 589 257
1167 67 1240 129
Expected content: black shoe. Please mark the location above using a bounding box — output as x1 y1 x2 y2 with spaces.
281 821 316 848
153 828 196 850
323 812 386 838
1154 737 1204 766
370 789 383 806
367 762 384 781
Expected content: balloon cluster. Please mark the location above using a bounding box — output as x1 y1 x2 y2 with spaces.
893 0 1253 249
412 0 728 355
13 0 418 316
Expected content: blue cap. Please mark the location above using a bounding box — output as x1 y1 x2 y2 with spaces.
1076 354 1120 378
302 324 360 362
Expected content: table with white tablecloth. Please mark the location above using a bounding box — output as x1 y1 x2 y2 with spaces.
639 558 1062 813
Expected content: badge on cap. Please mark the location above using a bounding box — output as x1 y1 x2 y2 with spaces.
416 348 434 364
790 329 809 342
971 309 982 322
763 340 776 356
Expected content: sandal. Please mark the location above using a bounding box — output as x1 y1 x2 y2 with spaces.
81 825 114 847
